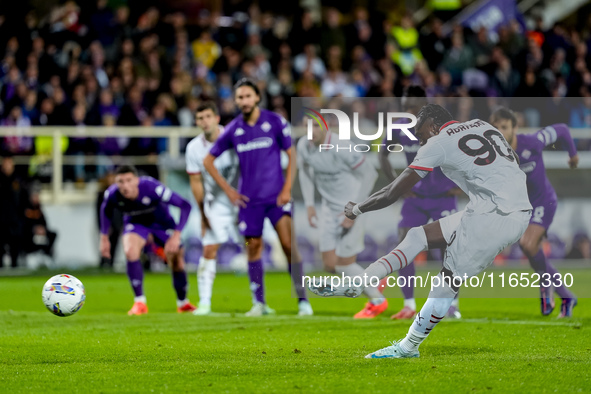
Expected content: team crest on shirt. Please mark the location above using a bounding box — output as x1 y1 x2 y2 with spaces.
142 196 151 205
522 149 531 160
235 128 245 136
261 122 271 132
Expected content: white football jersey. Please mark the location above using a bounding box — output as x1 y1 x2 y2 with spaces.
186 129 239 208
297 132 368 211
410 119 532 214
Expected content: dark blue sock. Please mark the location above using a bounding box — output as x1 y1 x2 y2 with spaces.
126 260 144 297
289 262 308 302
172 270 188 301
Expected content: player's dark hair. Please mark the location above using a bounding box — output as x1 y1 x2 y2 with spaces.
490 107 517 128
416 104 453 130
234 78 260 97
115 165 138 176
196 100 219 115
404 85 427 98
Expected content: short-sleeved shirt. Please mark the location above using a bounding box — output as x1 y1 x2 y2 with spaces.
186 129 239 208
410 119 532 214
386 125 457 197
297 132 366 211
102 176 177 228
515 128 560 206
209 109 291 204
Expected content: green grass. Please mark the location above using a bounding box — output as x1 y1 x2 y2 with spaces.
0 272 589 393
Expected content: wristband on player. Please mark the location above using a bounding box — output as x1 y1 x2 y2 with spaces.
352 204 363 216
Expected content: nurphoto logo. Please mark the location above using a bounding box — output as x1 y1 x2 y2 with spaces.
304 107 417 152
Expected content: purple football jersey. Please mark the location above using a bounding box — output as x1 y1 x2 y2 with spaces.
100 176 191 234
386 127 457 197
516 124 577 207
210 109 291 204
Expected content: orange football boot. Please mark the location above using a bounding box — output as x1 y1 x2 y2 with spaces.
128 301 148 316
390 306 416 320
353 299 389 319
177 302 197 313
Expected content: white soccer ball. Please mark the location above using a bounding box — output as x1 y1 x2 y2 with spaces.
41 274 86 317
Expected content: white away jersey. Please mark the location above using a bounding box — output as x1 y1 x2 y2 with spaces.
410 119 532 214
186 131 239 207
297 132 366 211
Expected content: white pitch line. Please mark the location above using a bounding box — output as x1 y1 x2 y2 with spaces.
192 314 582 327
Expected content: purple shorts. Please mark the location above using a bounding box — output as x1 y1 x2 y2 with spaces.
398 195 458 228
238 201 292 238
123 222 174 247
529 199 557 230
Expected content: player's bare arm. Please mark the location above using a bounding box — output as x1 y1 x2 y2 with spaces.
378 143 398 183
344 168 422 220
204 153 249 208
189 173 210 234
277 146 295 206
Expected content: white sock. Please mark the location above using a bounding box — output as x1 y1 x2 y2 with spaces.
134 295 147 304
197 257 217 306
451 297 459 308
364 227 428 279
176 298 189 308
404 298 416 310
399 274 456 353
336 263 384 300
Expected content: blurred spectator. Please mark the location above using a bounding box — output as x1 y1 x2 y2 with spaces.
390 14 423 76
294 43 326 79
0 156 28 268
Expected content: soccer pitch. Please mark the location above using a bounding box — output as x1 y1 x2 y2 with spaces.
1 272 589 393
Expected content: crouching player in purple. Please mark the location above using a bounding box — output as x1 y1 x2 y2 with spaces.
379 86 461 319
491 108 578 317
203 78 312 316
100 165 196 315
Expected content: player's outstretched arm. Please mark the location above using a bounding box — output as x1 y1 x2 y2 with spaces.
203 153 249 207
378 143 398 183
540 124 579 168
99 192 113 258
345 167 422 219
162 191 191 254
189 173 209 231
277 146 295 206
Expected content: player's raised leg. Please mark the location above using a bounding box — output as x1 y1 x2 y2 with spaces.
335 255 387 319
309 220 445 298
391 227 417 319
123 231 149 315
274 215 313 316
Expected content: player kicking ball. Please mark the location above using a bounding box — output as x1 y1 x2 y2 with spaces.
297 117 386 318
100 165 196 315
379 86 462 319
491 108 578 317
186 101 241 315
204 78 312 316
310 104 532 358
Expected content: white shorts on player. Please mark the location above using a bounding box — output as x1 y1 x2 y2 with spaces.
439 208 530 277
202 200 241 246
319 204 366 258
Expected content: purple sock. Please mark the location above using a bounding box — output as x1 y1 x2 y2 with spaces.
126 260 144 297
172 270 188 301
288 262 308 302
248 259 265 304
398 263 415 300
546 262 575 299
529 249 552 298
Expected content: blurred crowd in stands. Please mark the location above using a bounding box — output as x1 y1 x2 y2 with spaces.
0 0 590 180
